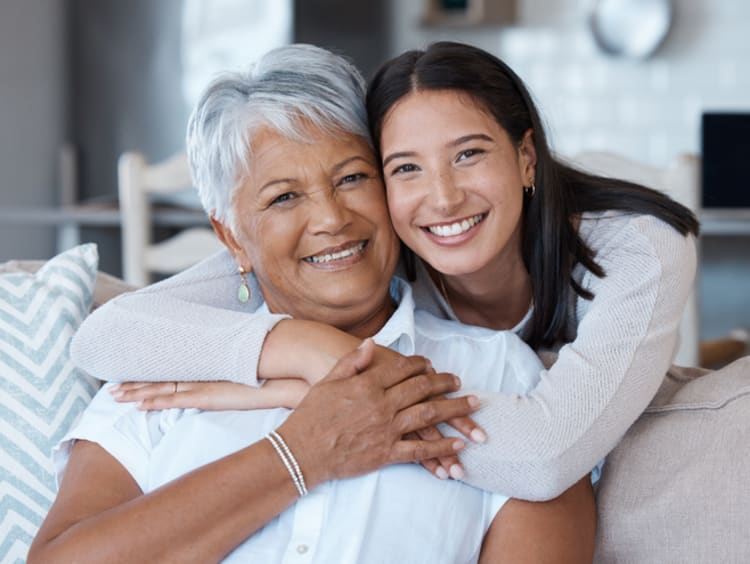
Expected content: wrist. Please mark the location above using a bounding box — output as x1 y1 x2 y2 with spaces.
260 320 360 384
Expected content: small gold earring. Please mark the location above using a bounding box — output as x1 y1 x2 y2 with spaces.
524 183 536 198
237 266 251 303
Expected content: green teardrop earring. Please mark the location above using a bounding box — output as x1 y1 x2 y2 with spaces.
237 265 251 304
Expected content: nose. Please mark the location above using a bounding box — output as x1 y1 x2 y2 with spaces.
308 190 352 235
431 168 465 214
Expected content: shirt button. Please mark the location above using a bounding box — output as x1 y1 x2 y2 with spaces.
296 544 309 554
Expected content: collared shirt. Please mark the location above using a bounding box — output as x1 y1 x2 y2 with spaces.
56 278 543 563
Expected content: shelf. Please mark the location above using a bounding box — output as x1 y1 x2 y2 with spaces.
700 209 750 236
0 200 209 254
421 0 515 28
0 201 208 228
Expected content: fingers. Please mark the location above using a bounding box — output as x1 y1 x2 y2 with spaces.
446 415 487 444
389 436 465 465
414 425 465 480
110 382 178 403
385 372 460 411
394 394 479 436
374 352 434 389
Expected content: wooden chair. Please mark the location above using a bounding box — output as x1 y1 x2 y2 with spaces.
571 151 701 366
117 152 223 287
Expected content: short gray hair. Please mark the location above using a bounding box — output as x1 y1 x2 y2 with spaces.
186 44 371 231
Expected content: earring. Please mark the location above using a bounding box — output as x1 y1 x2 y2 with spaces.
237 265 251 303
524 183 536 198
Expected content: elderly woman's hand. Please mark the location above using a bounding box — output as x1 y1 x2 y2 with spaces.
278 339 479 488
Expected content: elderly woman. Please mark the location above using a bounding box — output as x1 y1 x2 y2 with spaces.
30 45 594 563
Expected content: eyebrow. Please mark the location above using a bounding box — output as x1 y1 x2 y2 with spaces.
331 155 373 174
382 133 495 168
258 155 374 193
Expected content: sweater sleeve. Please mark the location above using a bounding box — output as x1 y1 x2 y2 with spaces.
70 251 288 385
455 214 697 500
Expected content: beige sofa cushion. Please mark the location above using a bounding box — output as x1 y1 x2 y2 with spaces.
595 357 750 563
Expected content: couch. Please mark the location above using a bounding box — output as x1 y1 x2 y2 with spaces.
2 244 749 562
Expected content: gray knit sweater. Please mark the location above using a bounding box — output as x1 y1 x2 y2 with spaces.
71 211 696 500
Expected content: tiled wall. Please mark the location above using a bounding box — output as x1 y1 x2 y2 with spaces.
390 0 750 167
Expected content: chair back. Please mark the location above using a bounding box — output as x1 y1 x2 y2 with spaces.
118 151 223 286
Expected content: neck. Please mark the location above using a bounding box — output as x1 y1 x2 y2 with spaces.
431 256 531 331
341 295 396 339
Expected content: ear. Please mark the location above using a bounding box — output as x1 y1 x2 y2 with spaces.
210 216 251 270
518 129 537 185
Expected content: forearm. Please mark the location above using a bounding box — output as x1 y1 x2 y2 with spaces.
71 294 285 385
30 439 304 563
259 318 361 383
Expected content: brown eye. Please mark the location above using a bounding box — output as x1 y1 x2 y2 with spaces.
392 163 418 175
457 148 483 161
339 172 367 186
271 192 297 206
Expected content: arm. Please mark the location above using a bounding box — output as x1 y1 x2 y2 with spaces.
30 342 475 563
452 216 697 499
71 251 361 386
29 437 300 563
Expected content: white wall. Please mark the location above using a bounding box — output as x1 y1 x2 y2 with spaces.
390 0 750 167
0 0 68 261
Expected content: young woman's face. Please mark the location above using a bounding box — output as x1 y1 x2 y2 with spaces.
223 124 399 337
380 89 536 280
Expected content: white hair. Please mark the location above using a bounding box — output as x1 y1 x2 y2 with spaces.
186 44 371 231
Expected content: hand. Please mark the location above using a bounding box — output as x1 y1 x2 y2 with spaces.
109 379 309 411
278 339 480 489
411 415 487 481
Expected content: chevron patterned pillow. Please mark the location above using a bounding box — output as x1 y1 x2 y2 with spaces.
0 243 101 561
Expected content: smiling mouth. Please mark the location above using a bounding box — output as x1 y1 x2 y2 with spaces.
303 241 368 264
423 213 487 237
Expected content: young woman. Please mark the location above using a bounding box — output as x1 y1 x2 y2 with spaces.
364 41 698 497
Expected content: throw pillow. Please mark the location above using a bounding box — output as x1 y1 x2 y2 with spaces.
0 244 101 561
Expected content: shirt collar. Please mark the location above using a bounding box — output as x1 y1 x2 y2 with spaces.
371 277 416 354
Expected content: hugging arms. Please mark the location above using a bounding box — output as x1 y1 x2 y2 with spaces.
32 40 698 562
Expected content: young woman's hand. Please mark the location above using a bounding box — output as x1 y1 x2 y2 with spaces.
109 378 309 411
410 414 487 481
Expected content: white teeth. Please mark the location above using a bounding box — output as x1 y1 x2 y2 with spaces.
306 241 366 264
427 214 485 237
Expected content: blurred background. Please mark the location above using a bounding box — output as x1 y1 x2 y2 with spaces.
0 0 748 352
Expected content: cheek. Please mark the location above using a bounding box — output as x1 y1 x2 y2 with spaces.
385 183 414 233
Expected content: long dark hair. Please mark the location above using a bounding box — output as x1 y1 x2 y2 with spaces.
367 41 699 349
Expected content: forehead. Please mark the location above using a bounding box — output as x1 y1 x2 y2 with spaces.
384 89 498 135
249 124 374 168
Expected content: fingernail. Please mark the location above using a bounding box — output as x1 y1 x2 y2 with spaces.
467 395 480 408
109 386 122 398
453 376 461 387
357 338 370 349
452 439 465 451
435 467 449 480
470 428 487 443
449 464 465 480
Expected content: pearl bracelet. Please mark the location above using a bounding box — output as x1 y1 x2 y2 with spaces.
266 430 308 497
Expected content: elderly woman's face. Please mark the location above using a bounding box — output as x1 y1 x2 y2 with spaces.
229 125 399 334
